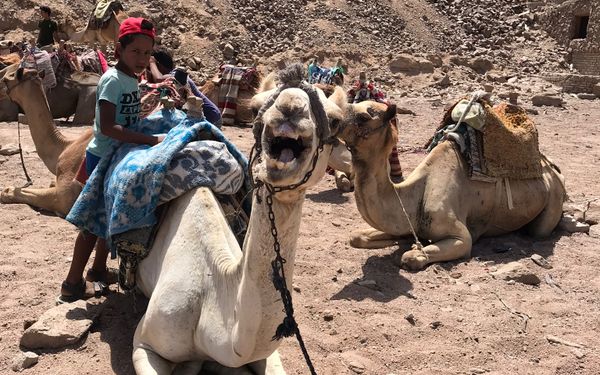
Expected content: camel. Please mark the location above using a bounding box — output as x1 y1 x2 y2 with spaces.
337 100 567 270
0 63 99 124
130 64 346 373
68 9 127 46
0 64 91 216
47 70 100 124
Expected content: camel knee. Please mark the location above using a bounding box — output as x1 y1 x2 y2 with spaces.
1 187 16 202
132 345 174 375
334 171 353 192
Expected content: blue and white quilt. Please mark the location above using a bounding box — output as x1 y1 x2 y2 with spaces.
66 109 249 249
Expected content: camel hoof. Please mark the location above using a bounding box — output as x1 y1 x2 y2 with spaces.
1 187 15 203
349 234 369 248
335 174 354 192
401 250 429 271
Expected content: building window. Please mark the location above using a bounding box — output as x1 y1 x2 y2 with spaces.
573 15 589 39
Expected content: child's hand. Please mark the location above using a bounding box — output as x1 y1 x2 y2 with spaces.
154 134 166 145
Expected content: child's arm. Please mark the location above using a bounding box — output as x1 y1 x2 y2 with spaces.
148 56 168 83
99 100 163 145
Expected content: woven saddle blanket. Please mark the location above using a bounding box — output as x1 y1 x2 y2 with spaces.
430 99 543 180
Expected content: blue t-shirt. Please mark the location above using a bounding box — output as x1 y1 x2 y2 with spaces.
87 68 140 157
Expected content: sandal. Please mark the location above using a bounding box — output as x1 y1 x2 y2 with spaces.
56 279 107 304
85 267 119 285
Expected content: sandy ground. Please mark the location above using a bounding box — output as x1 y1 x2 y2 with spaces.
0 96 599 375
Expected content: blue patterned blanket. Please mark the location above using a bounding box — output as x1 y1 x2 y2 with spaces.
66 109 249 250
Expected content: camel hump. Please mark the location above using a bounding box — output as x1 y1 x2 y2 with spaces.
70 71 101 86
435 97 544 180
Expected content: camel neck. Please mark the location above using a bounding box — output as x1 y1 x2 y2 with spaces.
233 187 304 361
352 149 422 236
14 82 68 173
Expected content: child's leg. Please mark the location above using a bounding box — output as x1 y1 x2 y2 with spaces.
90 238 109 273
65 231 97 285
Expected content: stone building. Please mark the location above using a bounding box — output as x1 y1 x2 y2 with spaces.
539 0 600 93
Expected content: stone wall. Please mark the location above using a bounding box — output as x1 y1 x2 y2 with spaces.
544 73 600 93
539 0 600 75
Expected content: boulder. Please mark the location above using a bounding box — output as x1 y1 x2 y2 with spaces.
491 261 541 285
531 94 564 107
11 351 38 371
20 299 105 350
469 57 494 74
389 54 434 75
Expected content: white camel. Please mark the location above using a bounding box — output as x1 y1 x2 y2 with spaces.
132 65 347 374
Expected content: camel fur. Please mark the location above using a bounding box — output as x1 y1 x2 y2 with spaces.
338 100 567 270
0 65 90 216
69 10 127 46
0 64 99 124
131 65 346 374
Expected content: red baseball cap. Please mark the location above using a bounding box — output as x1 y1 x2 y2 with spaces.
118 17 155 41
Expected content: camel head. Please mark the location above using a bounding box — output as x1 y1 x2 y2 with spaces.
250 64 346 193
339 101 398 157
0 66 45 104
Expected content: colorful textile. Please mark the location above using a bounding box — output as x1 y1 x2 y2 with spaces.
66 109 249 253
139 77 189 119
347 79 387 104
307 62 344 85
218 64 245 125
21 48 56 89
80 49 106 75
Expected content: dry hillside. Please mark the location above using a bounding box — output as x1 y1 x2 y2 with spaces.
0 0 571 97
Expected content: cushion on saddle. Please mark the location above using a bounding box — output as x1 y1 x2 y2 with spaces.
433 98 543 180
66 109 251 258
88 0 124 30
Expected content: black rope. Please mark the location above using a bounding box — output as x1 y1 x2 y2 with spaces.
264 188 317 375
17 116 33 188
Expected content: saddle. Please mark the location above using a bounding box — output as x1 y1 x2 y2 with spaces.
429 96 543 180
87 0 124 30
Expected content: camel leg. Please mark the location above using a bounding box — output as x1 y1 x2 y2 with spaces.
401 222 472 271
350 227 414 249
172 361 203 375
526 194 564 239
334 170 353 192
132 316 175 375
247 351 286 375
1 186 67 215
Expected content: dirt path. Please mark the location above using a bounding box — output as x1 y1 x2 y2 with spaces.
0 97 599 374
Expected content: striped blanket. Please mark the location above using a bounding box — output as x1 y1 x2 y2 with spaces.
218 65 245 125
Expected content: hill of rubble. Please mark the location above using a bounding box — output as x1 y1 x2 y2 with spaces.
0 0 571 97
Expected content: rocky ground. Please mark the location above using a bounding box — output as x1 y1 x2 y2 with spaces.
2 0 600 374
1 94 600 374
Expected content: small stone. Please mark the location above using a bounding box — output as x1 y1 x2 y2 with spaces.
11 351 38 371
0 144 20 156
323 311 334 321
572 348 586 359
292 284 301 293
470 368 487 374
531 254 552 269
491 261 541 285
558 215 590 233
405 313 416 325
23 319 37 330
356 279 378 290
450 272 462 279
430 321 442 329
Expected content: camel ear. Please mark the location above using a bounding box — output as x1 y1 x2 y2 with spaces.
383 104 397 122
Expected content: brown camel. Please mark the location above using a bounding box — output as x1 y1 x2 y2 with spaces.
0 65 90 216
69 9 128 46
337 100 567 270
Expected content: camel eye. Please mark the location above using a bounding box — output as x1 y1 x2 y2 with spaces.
356 113 371 124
